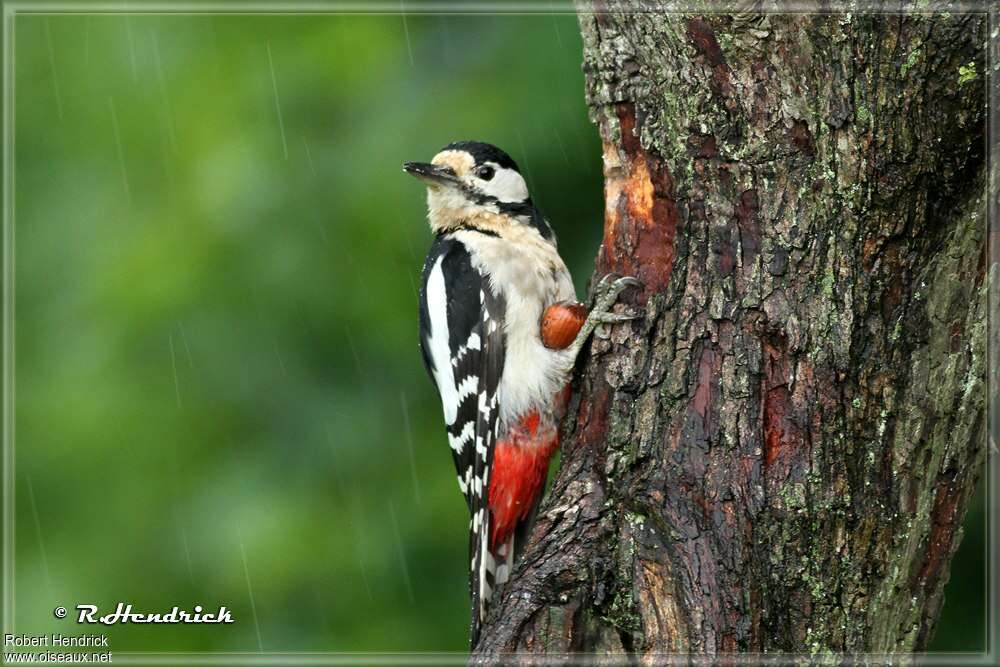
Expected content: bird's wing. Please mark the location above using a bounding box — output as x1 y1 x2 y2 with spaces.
418 235 506 646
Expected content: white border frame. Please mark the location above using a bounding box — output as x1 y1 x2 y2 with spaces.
1 2 994 665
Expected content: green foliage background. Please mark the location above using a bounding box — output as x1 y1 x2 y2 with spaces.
11 12 984 654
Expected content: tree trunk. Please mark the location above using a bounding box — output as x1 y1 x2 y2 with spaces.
473 7 987 661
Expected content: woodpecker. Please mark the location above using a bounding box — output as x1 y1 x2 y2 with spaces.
404 141 638 647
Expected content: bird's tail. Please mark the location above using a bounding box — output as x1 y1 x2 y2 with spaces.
469 524 515 649
468 421 555 649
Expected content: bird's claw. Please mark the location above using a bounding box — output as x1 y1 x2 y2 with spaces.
588 276 643 339
594 309 644 339
611 276 642 290
592 272 618 296
592 273 640 300
591 274 642 312
559 274 643 364
593 273 641 300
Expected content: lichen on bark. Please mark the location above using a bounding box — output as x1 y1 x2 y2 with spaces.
472 7 987 662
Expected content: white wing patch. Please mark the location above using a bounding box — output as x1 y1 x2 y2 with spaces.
425 256 459 425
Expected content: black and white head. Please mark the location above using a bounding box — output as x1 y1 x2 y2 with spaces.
404 141 553 240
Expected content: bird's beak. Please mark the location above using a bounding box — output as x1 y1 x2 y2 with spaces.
403 162 460 187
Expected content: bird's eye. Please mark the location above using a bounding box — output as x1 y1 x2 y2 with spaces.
476 166 495 181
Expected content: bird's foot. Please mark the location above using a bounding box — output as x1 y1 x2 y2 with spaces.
560 274 642 369
591 275 643 339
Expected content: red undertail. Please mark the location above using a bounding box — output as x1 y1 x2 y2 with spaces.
487 410 559 550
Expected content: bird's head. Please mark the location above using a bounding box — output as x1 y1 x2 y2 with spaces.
404 141 551 239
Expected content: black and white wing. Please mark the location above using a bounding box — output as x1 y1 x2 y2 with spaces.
418 234 505 646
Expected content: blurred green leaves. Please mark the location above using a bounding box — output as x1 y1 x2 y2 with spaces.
14 13 602 652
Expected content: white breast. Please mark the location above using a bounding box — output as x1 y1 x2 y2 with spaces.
452 228 577 428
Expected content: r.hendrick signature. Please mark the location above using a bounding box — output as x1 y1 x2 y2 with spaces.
75 603 234 625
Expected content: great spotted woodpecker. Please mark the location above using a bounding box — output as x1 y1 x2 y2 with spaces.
404 141 638 647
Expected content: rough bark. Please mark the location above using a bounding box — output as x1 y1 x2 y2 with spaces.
473 7 987 662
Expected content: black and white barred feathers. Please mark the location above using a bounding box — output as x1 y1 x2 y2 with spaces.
418 234 506 645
